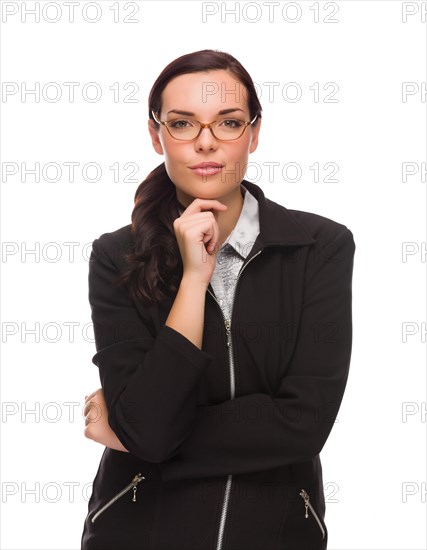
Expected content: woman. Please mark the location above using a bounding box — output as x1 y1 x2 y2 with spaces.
81 49 355 550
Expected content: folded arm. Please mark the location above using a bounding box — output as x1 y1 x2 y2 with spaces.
158 228 356 482
87 235 213 462
83 388 129 452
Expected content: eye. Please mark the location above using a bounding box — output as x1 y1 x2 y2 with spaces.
219 119 244 128
168 119 195 128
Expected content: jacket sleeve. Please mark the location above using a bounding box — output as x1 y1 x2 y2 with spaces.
88 235 213 462
158 227 356 482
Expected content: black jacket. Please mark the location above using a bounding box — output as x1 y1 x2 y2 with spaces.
81 179 355 550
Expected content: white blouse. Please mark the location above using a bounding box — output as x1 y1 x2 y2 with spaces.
209 184 260 320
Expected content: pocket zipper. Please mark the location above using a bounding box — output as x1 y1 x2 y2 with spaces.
91 472 145 523
299 489 325 540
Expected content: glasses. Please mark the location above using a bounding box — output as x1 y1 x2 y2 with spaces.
151 110 258 141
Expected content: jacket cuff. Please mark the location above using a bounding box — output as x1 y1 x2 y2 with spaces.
156 323 212 371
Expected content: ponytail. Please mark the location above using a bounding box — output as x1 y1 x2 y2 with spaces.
114 162 184 305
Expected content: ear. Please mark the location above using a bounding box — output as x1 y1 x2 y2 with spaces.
249 116 262 154
148 119 164 155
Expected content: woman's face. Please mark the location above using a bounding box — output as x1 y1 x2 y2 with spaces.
148 69 261 207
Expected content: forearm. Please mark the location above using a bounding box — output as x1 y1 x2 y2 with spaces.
158 228 356 482
87 237 213 463
165 274 208 350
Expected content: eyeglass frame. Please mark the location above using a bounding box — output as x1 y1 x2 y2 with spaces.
151 110 258 142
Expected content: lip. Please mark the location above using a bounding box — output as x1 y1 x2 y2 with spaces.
189 162 224 169
190 166 224 176
189 162 224 177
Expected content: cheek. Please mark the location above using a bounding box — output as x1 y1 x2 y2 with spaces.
225 146 250 170
164 143 191 165
227 141 250 159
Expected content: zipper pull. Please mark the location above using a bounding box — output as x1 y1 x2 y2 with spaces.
299 489 310 518
131 473 144 502
91 473 145 523
299 488 326 539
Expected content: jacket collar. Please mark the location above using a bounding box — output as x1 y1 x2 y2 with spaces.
221 184 260 259
240 179 316 248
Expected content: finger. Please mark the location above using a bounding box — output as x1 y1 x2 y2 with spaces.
180 199 228 218
186 215 217 253
84 390 99 402
206 218 219 253
84 401 102 422
83 402 92 416
84 397 100 413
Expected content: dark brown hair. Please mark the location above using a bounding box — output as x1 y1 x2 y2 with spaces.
115 49 262 305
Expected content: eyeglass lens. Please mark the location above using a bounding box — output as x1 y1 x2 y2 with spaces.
166 118 246 140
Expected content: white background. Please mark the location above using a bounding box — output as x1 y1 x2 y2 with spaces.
1 1 426 548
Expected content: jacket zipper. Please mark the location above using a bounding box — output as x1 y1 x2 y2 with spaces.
299 489 325 539
207 248 263 550
91 472 145 523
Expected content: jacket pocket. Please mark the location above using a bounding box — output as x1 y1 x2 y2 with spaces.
299 488 326 540
91 472 145 524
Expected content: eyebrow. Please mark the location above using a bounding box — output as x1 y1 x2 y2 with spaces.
166 108 245 116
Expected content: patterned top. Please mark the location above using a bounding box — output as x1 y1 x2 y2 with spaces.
177 184 260 320
208 184 260 320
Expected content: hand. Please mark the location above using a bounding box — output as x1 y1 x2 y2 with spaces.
83 388 129 453
173 198 228 286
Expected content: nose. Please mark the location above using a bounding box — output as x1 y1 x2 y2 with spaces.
194 125 218 150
